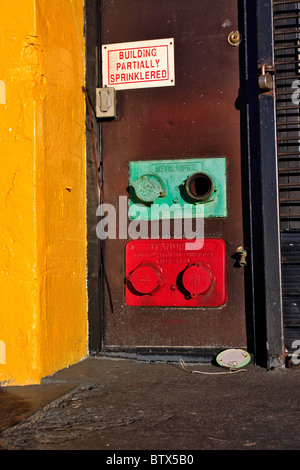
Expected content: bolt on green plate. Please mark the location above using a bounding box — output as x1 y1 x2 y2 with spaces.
128 157 227 220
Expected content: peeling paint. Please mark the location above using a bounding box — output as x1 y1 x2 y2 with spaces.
0 81 6 104
0 341 6 364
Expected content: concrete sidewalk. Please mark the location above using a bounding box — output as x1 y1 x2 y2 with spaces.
1 356 300 450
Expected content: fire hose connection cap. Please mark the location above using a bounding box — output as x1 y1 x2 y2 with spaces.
127 261 165 295
131 174 167 203
182 261 215 297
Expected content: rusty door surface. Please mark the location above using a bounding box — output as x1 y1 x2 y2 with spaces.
99 0 248 354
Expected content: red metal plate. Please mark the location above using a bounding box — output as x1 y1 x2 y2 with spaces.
125 238 226 307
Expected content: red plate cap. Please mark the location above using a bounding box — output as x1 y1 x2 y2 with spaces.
182 262 215 297
127 261 165 295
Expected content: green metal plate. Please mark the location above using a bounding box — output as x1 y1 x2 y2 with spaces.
129 157 227 220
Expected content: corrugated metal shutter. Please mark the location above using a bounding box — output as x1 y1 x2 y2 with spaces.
274 0 300 352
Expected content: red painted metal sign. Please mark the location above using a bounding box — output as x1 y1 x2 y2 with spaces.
125 239 226 307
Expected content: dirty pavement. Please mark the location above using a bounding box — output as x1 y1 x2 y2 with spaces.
0 356 300 452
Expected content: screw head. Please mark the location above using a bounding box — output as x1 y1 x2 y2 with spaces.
228 31 241 47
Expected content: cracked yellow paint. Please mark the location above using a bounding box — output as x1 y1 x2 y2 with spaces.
0 0 87 385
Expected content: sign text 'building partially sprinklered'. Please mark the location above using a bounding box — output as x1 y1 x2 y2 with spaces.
102 38 175 90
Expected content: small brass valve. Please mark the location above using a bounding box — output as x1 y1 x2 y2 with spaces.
234 246 247 267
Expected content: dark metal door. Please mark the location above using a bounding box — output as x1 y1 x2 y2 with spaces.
272 1 300 363
99 0 248 356
256 0 300 368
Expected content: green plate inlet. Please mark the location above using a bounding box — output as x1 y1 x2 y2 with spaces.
128 157 227 220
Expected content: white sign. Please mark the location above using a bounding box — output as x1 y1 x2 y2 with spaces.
102 38 175 90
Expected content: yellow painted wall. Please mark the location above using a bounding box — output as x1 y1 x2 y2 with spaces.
0 0 87 385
